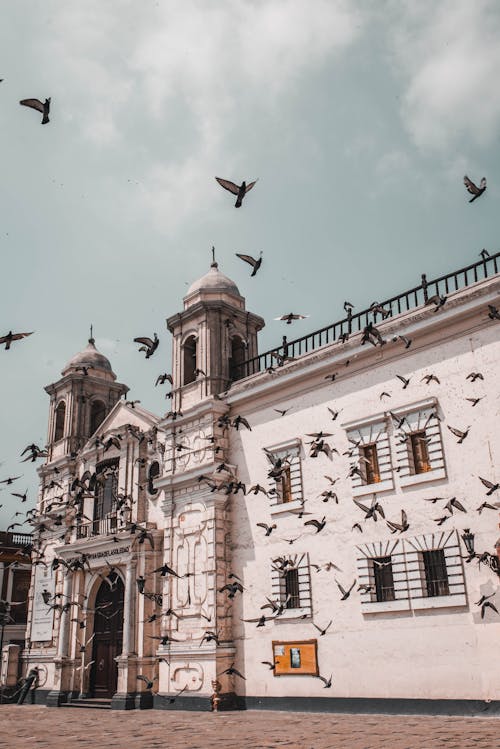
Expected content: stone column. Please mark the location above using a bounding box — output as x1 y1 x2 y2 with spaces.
112 558 138 710
122 559 136 656
48 571 73 706
57 572 73 657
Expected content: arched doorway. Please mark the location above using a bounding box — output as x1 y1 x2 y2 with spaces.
89 573 124 698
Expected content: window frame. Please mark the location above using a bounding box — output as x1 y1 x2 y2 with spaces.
373 556 396 602
182 334 198 386
390 398 446 487
344 417 394 497
271 552 312 619
264 439 304 515
54 401 66 442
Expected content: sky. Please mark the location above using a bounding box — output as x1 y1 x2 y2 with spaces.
1 0 500 529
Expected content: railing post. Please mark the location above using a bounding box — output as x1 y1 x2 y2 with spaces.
347 308 352 335
282 336 288 358
421 273 428 302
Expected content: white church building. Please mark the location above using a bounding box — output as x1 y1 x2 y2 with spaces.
22 252 500 714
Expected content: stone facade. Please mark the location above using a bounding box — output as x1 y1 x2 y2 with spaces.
22 259 500 712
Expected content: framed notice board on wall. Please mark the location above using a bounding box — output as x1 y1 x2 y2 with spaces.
272 639 319 676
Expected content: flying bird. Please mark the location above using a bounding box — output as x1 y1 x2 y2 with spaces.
256 522 277 537
304 516 326 534
236 252 262 276
466 397 483 407
421 374 440 385
396 374 410 389
386 509 409 534
0 476 22 485
313 619 333 636
219 581 244 599
466 372 484 382
218 663 246 680
134 334 159 358
0 331 34 350
136 674 156 690
317 674 332 688
464 175 486 202
20 97 50 124
155 373 173 386
478 477 499 496
215 177 258 207
273 408 290 417
444 497 466 514
335 579 356 600
274 313 308 325
327 407 341 420
232 415 251 431
447 425 470 444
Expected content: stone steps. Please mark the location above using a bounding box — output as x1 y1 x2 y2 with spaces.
60 698 112 710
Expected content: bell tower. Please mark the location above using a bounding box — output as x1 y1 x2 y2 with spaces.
44 335 128 464
154 260 264 708
166 260 264 411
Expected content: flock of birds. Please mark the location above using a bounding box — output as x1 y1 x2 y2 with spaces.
1 93 499 695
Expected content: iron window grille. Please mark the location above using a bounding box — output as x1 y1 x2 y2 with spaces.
409 431 431 474
422 549 449 597
284 568 301 609
373 556 395 602
360 443 381 484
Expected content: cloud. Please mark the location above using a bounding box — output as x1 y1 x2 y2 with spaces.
41 0 363 231
385 0 500 151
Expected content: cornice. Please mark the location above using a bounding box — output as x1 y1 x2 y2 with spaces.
224 276 500 412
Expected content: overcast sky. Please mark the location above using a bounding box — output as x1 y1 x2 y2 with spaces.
1 0 500 528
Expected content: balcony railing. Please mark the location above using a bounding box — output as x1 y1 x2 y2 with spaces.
76 514 128 539
230 252 499 382
0 531 33 548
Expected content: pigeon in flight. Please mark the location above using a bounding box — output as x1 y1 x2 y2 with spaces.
134 334 159 358
215 177 258 207
0 331 34 350
20 97 51 124
275 313 308 324
463 175 486 203
236 252 262 276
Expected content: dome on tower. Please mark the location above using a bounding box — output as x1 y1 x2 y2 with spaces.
186 262 241 297
184 262 244 310
62 338 116 379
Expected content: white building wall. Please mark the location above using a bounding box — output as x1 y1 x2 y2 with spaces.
227 281 500 701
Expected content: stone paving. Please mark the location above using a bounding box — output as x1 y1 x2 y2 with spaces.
0 706 499 749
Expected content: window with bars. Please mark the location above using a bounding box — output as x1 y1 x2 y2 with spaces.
392 401 446 485
266 441 303 509
284 568 300 608
271 553 312 618
409 431 431 474
278 464 293 503
345 419 393 496
373 557 395 602
360 443 381 484
422 549 449 597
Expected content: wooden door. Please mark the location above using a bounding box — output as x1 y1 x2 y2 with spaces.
89 574 124 698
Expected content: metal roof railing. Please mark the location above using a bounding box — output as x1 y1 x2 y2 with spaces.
230 252 499 382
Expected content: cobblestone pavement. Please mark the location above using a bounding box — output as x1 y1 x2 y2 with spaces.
1 706 499 749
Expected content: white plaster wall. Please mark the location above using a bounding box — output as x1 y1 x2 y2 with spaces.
228 305 500 701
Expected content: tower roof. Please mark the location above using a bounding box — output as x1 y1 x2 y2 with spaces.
62 338 116 379
185 262 241 302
